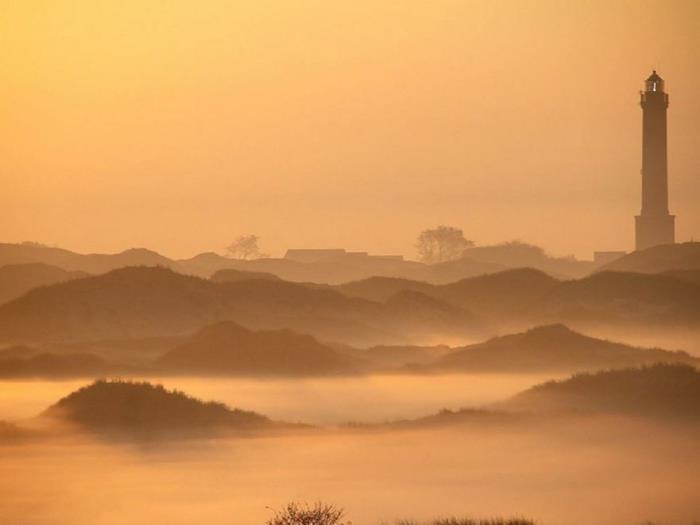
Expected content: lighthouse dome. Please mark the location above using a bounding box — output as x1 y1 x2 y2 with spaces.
645 70 664 92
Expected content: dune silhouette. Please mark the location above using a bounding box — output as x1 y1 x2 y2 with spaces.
158 321 364 376
43 379 278 438
339 268 559 318
0 266 485 345
599 242 700 274
530 270 700 326
0 263 88 305
431 324 697 373
502 363 700 420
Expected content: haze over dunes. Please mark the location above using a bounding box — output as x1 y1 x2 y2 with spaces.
1 364 697 444
3 1 700 522
1 260 699 356
0 266 483 345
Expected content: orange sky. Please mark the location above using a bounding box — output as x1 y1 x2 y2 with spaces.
2 0 699 259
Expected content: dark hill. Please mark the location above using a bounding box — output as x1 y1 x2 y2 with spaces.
422 257 506 284
0 243 175 274
338 268 559 317
383 290 479 330
338 276 435 303
0 263 87 304
437 268 559 315
0 266 230 343
340 268 700 332
158 321 364 376
43 380 275 436
531 271 700 326
599 242 700 274
502 363 700 420
176 252 244 277
434 324 697 373
0 265 488 345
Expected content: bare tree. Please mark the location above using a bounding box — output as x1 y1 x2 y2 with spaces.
416 225 474 264
225 234 266 260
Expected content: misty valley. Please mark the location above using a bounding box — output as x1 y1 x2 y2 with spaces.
1 241 700 524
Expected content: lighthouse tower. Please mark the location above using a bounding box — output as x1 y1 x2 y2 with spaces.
635 70 675 251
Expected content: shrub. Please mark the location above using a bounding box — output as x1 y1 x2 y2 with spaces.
397 518 535 525
266 502 349 525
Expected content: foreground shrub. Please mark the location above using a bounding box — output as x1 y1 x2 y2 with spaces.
395 519 534 525
266 502 349 525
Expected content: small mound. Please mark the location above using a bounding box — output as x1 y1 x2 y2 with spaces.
504 363 700 420
43 380 272 436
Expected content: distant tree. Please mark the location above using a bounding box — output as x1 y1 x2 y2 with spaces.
225 235 266 260
416 226 474 264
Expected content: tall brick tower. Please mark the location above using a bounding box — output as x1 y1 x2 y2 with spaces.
635 70 675 251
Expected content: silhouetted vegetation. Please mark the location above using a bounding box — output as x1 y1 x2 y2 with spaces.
266 503 535 525
267 502 349 525
416 226 474 264
226 234 267 260
396 518 535 525
505 363 700 420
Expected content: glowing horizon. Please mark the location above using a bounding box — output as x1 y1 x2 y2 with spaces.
2 0 699 259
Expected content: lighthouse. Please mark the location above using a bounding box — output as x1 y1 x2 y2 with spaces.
635 71 675 251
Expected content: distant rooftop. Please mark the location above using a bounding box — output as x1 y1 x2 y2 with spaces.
284 249 403 263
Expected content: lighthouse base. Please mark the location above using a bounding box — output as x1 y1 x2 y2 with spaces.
635 214 675 251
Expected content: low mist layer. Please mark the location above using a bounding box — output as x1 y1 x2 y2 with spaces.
1 418 698 525
0 373 556 425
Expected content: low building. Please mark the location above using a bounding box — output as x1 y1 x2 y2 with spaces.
284 249 404 264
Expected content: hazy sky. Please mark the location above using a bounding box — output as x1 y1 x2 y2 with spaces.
2 0 699 259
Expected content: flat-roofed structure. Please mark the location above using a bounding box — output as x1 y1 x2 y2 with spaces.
284 249 404 264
